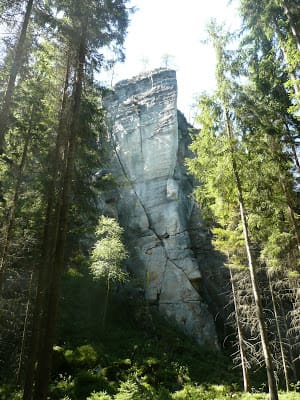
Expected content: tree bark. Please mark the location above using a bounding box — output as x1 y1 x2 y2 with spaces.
279 176 300 255
278 298 298 382
0 119 31 293
283 0 300 53
0 0 34 153
229 266 251 392
102 278 110 330
32 23 87 400
224 111 279 400
17 270 34 385
22 49 71 400
268 274 290 391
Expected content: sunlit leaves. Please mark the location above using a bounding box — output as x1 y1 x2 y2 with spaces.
90 216 128 283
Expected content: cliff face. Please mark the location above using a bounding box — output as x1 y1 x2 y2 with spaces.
104 69 218 348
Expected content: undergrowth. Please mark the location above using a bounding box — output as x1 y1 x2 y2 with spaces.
1 261 299 399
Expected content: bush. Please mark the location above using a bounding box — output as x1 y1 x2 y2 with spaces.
0 386 23 400
73 370 107 399
171 384 230 400
49 374 74 400
101 359 131 382
52 346 69 375
86 391 112 400
114 378 153 400
69 345 98 368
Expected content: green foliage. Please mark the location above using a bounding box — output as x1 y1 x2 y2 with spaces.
69 345 98 369
90 216 128 283
87 392 112 400
55 264 237 398
170 386 300 400
49 374 74 400
114 378 154 400
73 371 108 400
0 385 23 400
171 384 229 400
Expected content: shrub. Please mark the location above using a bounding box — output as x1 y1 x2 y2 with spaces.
171 384 230 400
114 378 153 400
73 345 98 368
86 391 112 400
0 386 23 400
73 370 107 399
49 374 74 400
52 346 68 375
101 359 131 382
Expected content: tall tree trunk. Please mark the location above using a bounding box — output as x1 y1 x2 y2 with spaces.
0 122 31 293
22 49 71 400
267 135 300 255
32 24 87 400
289 286 300 381
274 19 300 113
278 298 298 382
278 37 300 95
17 270 34 385
102 278 110 330
268 273 290 391
283 0 300 53
284 123 300 172
224 111 279 400
279 176 300 255
229 266 251 392
0 0 34 153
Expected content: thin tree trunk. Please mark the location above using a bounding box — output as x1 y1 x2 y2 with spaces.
284 124 300 172
268 274 290 391
229 266 251 392
22 49 71 400
279 41 300 96
279 176 300 255
267 135 300 255
0 122 31 293
32 24 87 400
283 0 300 53
287 285 300 382
224 111 279 400
17 270 34 385
102 278 110 331
279 294 298 383
0 0 34 153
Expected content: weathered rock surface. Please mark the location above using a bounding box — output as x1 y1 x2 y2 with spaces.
104 69 218 347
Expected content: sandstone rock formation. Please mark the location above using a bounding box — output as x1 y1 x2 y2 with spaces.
104 69 218 347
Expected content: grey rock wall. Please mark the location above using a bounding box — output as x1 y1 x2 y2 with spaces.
104 69 218 348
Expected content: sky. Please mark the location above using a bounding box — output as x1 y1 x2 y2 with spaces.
100 0 241 124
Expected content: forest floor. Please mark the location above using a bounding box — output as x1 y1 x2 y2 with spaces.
1 264 299 400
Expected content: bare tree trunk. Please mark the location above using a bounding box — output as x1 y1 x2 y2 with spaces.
283 0 300 53
279 176 300 255
0 122 31 293
268 273 290 391
0 0 34 153
22 49 71 400
279 42 300 96
225 111 279 400
229 266 251 392
17 270 34 385
102 278 110 331
32 23 87 400
284 126 300 172
279 295 298 382
267 135 300 255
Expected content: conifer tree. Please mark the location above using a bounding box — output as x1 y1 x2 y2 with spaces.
188 24 279 400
